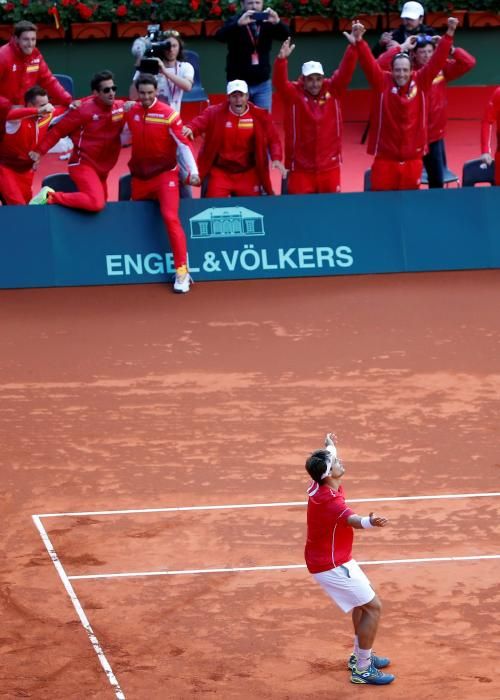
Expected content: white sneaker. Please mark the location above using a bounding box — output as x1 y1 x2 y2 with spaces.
173 265 192 294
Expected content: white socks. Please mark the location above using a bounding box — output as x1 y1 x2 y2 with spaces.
357 647 372 670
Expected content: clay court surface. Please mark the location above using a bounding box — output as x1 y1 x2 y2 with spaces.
1 270 499 699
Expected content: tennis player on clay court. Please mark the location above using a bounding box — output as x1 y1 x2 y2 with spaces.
305 433 395 685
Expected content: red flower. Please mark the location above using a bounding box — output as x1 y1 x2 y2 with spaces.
76 2 94 18
131 0 142 6
210 3 222 14
228 2 236 12
190 0 200 10
115 3 128 16
320 0 330 5
299 0 308 5
3 1 15 10
283 1 293 11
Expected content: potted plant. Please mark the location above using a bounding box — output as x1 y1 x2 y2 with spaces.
0 0 65 39
334 0 385 31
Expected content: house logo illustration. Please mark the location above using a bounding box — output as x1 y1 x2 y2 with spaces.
189 206 265 240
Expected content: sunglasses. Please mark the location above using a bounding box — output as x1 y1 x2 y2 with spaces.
415 34 434 46
100 85 117 94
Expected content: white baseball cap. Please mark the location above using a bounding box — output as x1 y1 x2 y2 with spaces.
301 60 324 77
400 1 424 19
227 79 248 95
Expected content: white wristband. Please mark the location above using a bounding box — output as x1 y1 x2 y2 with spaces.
360 516 374 529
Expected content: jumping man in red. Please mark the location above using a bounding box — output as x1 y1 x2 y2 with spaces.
480 86 500 186
29 70 125 211
305 433 394 686
354 17 459 191
0 87 65 205
124 74 199 294
273 32 358 194
184 79 285 197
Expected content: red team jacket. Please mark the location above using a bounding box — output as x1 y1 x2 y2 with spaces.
305 482 355 574
481 86 500 156
125 99 194 179
378 44 476 143
0 105 66 172
37 96 125 177
189 102 282 195
273 45 357 172
357 33 454 161
0 38 72 107
0 96 9 140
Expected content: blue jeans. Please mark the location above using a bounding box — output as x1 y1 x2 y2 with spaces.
249 79 272 112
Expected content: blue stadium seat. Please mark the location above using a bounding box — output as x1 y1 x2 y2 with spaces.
462 158 495 187
54 73 75 98
42 173 77 192
421 165 459 187
182 50 209 106
119 174 131 201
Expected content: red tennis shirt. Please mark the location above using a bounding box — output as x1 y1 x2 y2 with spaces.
304 482 355 574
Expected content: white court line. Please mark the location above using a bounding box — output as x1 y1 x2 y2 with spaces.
35 490 500 519
67 554 500 581
32 515 126 700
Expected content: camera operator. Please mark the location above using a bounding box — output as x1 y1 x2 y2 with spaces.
215 0 290 111
129 27 193 114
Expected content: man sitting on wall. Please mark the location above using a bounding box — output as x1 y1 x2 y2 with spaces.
123 74 199 294
29 70 126 211
183 79 285 198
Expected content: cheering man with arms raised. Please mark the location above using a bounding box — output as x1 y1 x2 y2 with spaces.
305 433 394 685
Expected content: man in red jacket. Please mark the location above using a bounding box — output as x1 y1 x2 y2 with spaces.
480 87 500 186
354 17 459 191
273 34 358 194
0 21 72 107
0 86 65 205
305 433 394 686
29 70 126 211
184 79 285 197
124 74 200 294
378 33 475 187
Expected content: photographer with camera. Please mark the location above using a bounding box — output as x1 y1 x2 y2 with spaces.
130 26 194 114
215 0 290 111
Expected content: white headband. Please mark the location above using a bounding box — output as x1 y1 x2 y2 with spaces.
320 444 338 479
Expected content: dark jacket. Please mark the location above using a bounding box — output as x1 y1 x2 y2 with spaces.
215 15 290 85
372 23 436 57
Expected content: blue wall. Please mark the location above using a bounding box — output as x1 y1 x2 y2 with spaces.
1 188 499 289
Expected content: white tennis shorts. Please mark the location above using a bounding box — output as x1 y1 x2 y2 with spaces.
312 559 375 613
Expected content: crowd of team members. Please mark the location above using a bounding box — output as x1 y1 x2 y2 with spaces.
0 8 499 293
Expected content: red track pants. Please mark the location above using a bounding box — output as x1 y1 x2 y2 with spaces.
206 166 262 198
51 164 108 212
371 157 422 191
0 165 33 205
287 167 341 195
131 169 187 270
